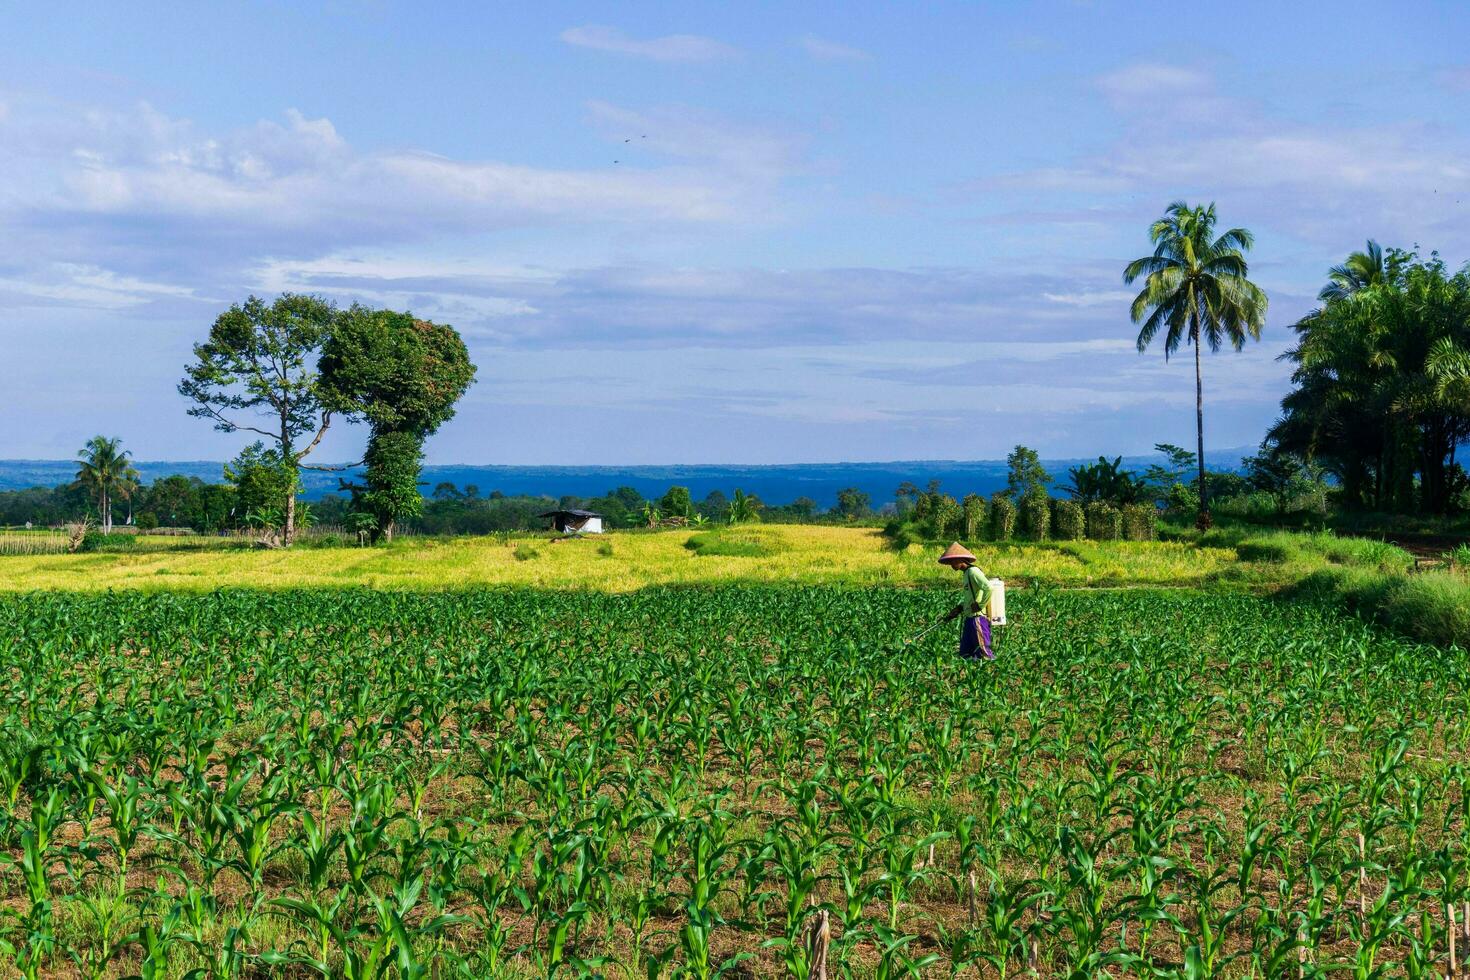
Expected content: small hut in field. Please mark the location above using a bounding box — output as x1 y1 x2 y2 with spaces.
539 509 604 534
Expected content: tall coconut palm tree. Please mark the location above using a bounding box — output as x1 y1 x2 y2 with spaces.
1125 201 1268 529
1319 240 1389 303
75 436 140 533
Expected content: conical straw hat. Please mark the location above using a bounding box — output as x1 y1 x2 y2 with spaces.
937 542 976 565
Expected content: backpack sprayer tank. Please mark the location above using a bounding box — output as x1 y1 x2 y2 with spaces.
986 579 1006 626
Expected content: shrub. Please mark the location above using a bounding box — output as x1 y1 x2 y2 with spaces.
1020 493 1050 541
513 544 540 561
79 532 137 553
685 530 780 558
135 513 160 531
1052 500 1085 541
1085 502 1121 541
597 541 615 557
1121 504 1156 541
930 494 962 539
961 494 987 540
989 494 1016 541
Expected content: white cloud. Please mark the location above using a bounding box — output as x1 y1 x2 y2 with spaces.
1095 63 1212 105
1439 66 1470 92
0 263 206 310
987 62 1470 251
799 36 871 62
559 25 738 63
0 94 792 282
1043 290 1136 307
585 100 805 180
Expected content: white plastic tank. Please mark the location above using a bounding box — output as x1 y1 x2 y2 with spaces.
986 579 1006 626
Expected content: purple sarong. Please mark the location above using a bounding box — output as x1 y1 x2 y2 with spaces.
959 615 994 660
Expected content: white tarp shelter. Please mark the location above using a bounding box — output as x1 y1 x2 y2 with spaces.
540 509 604 534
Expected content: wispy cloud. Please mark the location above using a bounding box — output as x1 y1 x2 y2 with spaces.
0 93 791 287
798 36 871 62
559 25 738 63
985 62 1470 251
1438 66 1470 92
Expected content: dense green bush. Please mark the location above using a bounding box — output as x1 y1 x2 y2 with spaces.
1121 504 1156 541
1085 502 1121 541
931 494 962 539
1020 493 1050 541
990 494 1016 540
78 532 137 553
685 530 781 558
1052 500 1085 541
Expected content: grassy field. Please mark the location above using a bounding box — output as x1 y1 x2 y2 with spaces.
0 523 1325 592
3 586 1467 977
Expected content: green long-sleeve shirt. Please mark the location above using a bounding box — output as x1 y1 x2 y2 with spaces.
962 565 992 617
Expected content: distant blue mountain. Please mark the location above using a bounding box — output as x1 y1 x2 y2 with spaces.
0 451 1251 508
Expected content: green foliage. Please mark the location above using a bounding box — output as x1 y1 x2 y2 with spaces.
1004 445 1052 499
74 435 139 534
1064 456 1149 505
685 530 782 558
224 442 296 521
988 493 1016 540
659 486 694 519
1126 201 1267 528
929 494 962 539
1165 481 1199 517
960 493 987 540
1052 499 1084 540
727 489 762 524
1142 443 1196 489
1084 501 1121 540
179 293 337 542
512 543 540 561
1273 247 1470 514
318 306 476 437
834 487 870 520
1019 492 1050 541
77 532 137 553
361 430 426 539
1120 503 1156 541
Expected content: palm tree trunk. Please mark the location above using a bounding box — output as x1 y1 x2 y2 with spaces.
102 488 111 534
284 491 296 547
1193 321 1211 530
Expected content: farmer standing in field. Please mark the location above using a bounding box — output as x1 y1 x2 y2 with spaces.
939 542 994 660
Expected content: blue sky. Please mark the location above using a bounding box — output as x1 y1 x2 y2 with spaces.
3 1 1469 464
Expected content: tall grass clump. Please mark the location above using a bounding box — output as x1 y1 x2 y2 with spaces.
685 529 783 558
1288 567 1470 647
1052 500 1084 541
1085 502 1121 541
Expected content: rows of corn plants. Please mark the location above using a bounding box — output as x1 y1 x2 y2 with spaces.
1 586 1469 977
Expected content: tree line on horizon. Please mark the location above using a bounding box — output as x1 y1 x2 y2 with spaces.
13 201 1470 543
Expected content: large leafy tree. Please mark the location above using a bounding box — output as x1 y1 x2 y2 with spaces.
179 294 337 545
319 307 476 541
1274 250 1470 512
74 435 139 533
1125 201 1268 529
